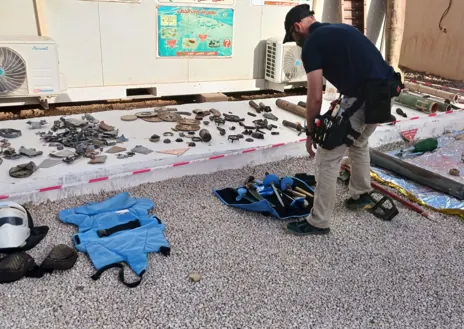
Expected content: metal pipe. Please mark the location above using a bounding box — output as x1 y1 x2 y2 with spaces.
275 99 306 118
405 82 459 103
369 148 464 200
395 92 438 114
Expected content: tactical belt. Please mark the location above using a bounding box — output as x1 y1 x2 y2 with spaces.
312 72 404 150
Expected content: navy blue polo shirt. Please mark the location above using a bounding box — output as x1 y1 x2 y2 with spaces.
302 22 394 97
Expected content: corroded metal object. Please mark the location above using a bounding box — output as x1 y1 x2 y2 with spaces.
158 111 181 122
135 111 157 118
177 118 201 126
172 124 201 132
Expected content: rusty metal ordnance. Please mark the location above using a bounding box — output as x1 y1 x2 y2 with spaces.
395 92 438 114
275 99 306 118
199 129 211 142
248 100 262 113
405 81 459 103
258 102 272 112
435 101 452 112
282 120 304 132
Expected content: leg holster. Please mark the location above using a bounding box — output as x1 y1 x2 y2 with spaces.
364 72 404 124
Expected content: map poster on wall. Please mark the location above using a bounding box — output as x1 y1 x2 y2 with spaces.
157 0 234 4
251 0 312 6
157 6 234 57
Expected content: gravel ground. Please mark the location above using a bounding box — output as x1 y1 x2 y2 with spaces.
1 157 463 329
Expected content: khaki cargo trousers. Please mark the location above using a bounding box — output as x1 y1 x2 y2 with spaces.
307 97 377 229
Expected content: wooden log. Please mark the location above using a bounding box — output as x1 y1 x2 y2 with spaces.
369 148 464 200
275 99 306 118
385 0 406 72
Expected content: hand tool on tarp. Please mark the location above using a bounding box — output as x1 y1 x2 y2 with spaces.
396 137 438 157
280 177 309 208
235 188 258 203
263 173 285 207
243 176 274 206
370 148 464 201
340 164 433 220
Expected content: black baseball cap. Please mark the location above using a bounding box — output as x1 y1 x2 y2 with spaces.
283 4 315 43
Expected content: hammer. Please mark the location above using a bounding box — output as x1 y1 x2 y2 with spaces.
235 188 257 203
263 173 285 207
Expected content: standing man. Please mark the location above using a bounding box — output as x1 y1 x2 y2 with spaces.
282 4 403 235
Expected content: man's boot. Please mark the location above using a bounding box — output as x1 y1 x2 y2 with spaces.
344 193 372 210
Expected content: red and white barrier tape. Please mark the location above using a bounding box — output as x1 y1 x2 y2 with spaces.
2 99 462 200
377 107 463 126
0 138 308 200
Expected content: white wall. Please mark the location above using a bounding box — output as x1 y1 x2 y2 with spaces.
0 0 386 89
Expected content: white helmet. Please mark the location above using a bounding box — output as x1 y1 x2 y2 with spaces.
0 201 31 249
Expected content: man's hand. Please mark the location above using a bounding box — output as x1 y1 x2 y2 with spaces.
306 136 317 158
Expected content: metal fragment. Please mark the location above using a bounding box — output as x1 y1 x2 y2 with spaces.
177 111 192 116
158 111 181 122
209 108 221 117
0 129 22 139
82 114 99 123
178 118 201 126
173 124 201 132
27 120 47 129
88 155 107 164
105 146 127 154
121 115 138 121
99 121 115 131
263 113 278 121
117 135 129 143
131 145 153 155
50 150 76 158
228 135 240 143
9 161 38 178
149 134 161 143
135 111 157 118
142 117 163 123
19 146 43 158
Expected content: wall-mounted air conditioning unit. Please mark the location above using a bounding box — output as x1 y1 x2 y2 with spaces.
0 36 61 98
264 38 306 84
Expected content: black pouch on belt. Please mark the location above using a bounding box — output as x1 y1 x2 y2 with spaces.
364 73 404 124
364 80 393 124
312 99 362 150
